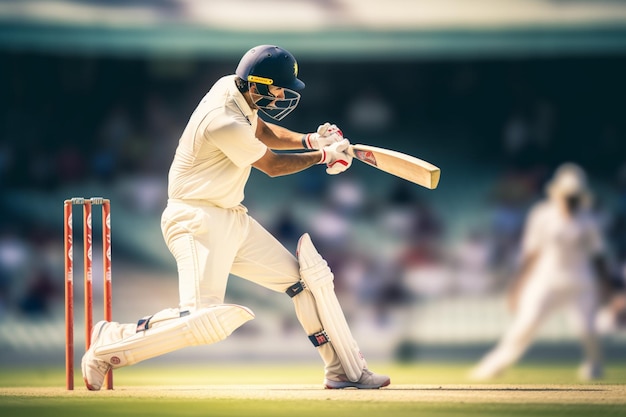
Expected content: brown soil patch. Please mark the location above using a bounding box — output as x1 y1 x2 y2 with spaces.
2 384 625 404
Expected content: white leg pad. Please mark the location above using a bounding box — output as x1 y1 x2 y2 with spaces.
94 304 254 368
297 233 365 382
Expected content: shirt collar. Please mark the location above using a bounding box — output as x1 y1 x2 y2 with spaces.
228 76 256 119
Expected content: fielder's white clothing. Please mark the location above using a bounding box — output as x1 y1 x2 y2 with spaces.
472 200 605 379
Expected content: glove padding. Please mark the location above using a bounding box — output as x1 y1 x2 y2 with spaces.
319 139 353 175
303 122 344 150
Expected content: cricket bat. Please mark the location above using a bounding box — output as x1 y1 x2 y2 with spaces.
348 144 440 189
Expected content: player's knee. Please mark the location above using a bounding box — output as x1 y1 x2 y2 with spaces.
301 260 334 287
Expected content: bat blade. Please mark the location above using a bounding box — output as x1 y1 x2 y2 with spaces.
348 144 440 189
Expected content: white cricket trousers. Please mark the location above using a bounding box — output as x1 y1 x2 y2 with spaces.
476 278 601 375
161 200 301 309
160 200 344 377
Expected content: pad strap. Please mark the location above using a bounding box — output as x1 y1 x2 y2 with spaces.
136 310 190 332
285 281 306 298
136 316 151 332
308 330 330 347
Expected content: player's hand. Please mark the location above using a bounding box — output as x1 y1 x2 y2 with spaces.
319 139 353 175
507 286 521 313
303 122 344 149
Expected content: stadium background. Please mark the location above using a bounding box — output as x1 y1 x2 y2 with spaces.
0 0 625 370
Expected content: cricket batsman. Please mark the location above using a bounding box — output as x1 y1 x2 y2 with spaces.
81 45 391 390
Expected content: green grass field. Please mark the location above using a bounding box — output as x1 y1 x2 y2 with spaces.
1 362 626 417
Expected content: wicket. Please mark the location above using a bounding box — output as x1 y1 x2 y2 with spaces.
64 197 113 390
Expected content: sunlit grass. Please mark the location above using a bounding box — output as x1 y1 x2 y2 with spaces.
2 361 625 388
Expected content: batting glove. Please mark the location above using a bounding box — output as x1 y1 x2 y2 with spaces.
302 122 344 150
319 139 353 175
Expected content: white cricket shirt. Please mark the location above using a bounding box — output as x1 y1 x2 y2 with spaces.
521 200 604 288
167 75 267 208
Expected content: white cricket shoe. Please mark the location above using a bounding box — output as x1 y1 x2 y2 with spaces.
324 368 390 389
468 363 503 381
578 361 603 381
81 320 112 391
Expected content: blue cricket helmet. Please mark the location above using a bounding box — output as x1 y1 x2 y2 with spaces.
236 45 305 91
235 45 304 120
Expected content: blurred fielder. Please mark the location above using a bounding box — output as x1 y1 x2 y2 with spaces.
81 45 390 390
470 163 610 380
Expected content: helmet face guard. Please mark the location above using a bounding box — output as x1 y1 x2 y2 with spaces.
249 80 301 121
236 45 305 121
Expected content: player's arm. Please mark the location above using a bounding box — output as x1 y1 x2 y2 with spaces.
253 148 320 177
256 118 344 150
507 251 538 312
255 118 304 150
253 140 352 177
587 220 617 303
593 254 614 304
507 205 542 312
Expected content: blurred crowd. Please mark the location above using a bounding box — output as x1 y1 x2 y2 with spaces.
1 51 625 344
